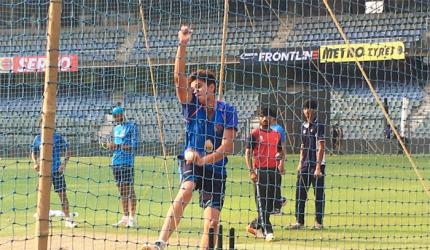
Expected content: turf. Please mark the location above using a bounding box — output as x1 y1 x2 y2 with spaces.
1 154 429 249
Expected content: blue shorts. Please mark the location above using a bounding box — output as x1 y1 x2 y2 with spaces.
52 172 66 193
180 161 226 211
112 165 134 185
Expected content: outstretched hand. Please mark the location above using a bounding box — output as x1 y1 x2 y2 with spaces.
178 25 192 45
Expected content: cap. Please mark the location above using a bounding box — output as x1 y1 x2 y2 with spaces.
112 106 124 115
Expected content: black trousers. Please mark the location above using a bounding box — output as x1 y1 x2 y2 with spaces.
253 168 282 234
295 166 325 225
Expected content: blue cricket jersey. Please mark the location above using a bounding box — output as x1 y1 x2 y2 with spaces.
181 95 238 176
112 121 138 167
271 123 286 143
31 133 69 173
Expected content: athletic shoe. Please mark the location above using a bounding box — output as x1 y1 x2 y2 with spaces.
288 223 304 230
64 220 78 228
112 216 128 227
141 240 166 250
265 233 274 242
311 222 323 230
126 217 137 228
272 197 287 215
247 225 265 238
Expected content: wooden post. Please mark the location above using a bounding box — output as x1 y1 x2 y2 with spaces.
35 1 62 249
218 0 229 101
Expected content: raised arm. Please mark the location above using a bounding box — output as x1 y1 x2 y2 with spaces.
174 25 193 104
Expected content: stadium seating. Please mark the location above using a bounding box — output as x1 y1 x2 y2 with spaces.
129 16 279 61
1 12 428 64
0 92 259 156
0 28 126 61
287 12 429 47
330 84 427 140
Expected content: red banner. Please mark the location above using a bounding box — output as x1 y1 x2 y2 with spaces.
12 54 78 73
0 57 12 73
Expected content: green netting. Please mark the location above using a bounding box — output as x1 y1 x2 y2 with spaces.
0 1 429 249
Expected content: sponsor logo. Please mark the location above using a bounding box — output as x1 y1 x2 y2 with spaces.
0 57 12 73
11 54 78 73
240 52 258 60
204 139 214 153
319 41 405 63
257 50 314 62
240 48 318 64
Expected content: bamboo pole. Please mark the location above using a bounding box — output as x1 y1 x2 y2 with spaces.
35 1 62 249
218 0 229 101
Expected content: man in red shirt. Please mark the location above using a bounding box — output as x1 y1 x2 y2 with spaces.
245 108 285 241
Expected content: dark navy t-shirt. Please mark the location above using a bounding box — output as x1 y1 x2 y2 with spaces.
300 119 325 170
181 95 238 176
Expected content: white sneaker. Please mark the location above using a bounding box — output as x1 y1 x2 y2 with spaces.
112 216 128 227
265 233 274 242
64 220 78 228
141 240 166 250
126 217 137 228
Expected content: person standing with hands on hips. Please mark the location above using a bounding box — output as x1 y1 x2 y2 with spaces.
290 99 326 230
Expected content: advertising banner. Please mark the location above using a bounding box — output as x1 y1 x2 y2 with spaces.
319 42 405 63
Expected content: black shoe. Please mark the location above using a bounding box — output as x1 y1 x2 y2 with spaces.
272 197 287 215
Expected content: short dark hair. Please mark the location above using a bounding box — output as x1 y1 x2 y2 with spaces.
258 107 277 118
304 99 318 110
188 69 217 91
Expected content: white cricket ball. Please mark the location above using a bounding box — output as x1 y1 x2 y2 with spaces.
184 149 195 161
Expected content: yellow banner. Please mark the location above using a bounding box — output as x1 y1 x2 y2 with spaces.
319 42 405 63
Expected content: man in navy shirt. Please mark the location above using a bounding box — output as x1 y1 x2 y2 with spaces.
31 131 77 228
107 106 139 228
290 99 326 230
143 25 238 250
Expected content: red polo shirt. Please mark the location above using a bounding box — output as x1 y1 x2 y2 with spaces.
247 128 282 169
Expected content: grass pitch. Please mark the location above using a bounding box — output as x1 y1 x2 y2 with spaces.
1 154 429 249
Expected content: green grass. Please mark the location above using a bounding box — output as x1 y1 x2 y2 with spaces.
1 154 430 249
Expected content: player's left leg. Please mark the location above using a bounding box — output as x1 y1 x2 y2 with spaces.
58 191 69 217
272 168 286 215
200 206 221 249
199 167 226 248
119 183 137 227
312 166 326 229
113 167 133 227
129 185 137 217
124 167 137 227
53 173 77 228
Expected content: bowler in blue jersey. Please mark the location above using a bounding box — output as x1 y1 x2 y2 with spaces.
107 106 139 228
143 25 238 250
